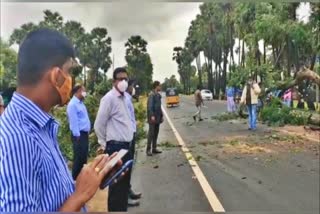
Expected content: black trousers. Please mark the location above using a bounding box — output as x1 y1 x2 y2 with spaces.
147 123 160 152
72 131 89 180
129 133 136 190
105 141 132 212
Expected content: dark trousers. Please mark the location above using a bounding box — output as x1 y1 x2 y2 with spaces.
147 123 160 152
105 141 132 212
72 131 89 180
129 133 136 190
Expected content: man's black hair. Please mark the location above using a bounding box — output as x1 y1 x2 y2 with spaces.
17 28 75 86
153 81 161 89
72 85 82 95
113 67 127 80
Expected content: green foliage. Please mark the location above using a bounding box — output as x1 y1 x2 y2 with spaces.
134 100 147 142
0 39 18 90
52 106 73 160
176 2 318 99
260 98 311 126
94 79 113 97
8 10 112 91
125 35 153 92
162 75 182 92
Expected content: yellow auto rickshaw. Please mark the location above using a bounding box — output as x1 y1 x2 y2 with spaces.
166 88 180 107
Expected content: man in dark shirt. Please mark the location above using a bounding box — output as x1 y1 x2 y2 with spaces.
146 81 163 156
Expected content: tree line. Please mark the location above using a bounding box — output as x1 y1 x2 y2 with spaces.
172 2 319 97
0 10 153 93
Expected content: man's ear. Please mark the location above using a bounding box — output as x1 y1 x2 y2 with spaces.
49 68 61 87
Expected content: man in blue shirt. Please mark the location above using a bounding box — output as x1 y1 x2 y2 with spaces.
67 85 91 180
0 29 121 212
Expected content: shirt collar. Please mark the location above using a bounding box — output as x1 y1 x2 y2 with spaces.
112 87 124 97
11 92 54 128
72 95 82 103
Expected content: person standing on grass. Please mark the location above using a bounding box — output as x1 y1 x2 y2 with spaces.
240 77 261 131
125 80 142 207
67 84 91 180
0 28 122 212
226 85 236 113
193 85 204 122
94 67 135 212
146 81 163 156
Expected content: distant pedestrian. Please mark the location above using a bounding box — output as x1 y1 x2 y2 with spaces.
193 85 204 122
67 85 91 180
146 81 163 156
240 78 261 131
283 88 292 107
226 85 236 113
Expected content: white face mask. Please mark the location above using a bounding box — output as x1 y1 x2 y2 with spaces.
81 91 87 98
118 80 128 93
132 87 136 96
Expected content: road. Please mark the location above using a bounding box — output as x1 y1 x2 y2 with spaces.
130 96 319 214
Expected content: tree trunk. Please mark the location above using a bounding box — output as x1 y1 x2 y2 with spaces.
83 65 87 87
238 38 241 66
287 36 291 77
223 52 228 94
196 54 203 88
208 66 214 94
271 68 320 94
310 54 316 71
263 41 266 64
241 40 245 67
215 64 219 97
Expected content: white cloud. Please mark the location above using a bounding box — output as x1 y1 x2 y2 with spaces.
1 2 200 82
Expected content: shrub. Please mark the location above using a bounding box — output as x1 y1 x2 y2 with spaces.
260 98 311 126
134 97 147 143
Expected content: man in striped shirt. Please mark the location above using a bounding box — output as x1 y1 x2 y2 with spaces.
0 29 121 212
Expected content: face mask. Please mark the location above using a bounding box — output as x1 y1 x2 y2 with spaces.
132 87 136 96
118 80 128 93
51 70 72 106
81 91 87 98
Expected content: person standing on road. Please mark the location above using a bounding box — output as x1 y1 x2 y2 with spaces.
0 28 122 212
193 85 204 122
226 85 236 113
67 85 91 180
94 67 135 212
146 81 163 156
0 95 4 116
125 80 142 207
240 78 261 131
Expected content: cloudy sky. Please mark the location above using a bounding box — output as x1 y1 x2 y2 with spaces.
1 2 201 82
0 2 310 82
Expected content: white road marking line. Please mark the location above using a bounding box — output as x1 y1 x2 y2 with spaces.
162 106 226 213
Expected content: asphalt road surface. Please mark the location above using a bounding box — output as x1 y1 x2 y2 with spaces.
130 96 319 214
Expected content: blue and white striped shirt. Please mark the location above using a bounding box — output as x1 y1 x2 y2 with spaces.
0 92 75 212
